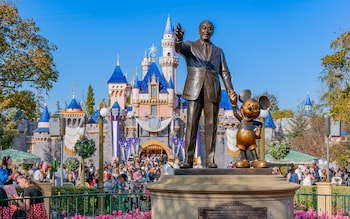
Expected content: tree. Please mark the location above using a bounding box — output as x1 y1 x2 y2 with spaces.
330 144 350 168
288 115 327 158
0 90 37 119
0 2 58 118
286 105 308 139
320 30 350 122
74 138 96 185
86 85 95 116
272 109 293 119
0 109 18 149
253 91 279 111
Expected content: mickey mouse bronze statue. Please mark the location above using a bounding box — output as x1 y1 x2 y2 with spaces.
229 89 270 168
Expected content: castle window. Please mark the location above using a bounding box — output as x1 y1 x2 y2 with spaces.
167 52 170 57
151 105 157 116
151 85 157 98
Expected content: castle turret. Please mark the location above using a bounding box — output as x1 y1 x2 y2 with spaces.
34 104 50 133
304 94 312 117
141 50 150 77
132 79 140 114
167 77 175 116
159 15 179 93
108 58 128 109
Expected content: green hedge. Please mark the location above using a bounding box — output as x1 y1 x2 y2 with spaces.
50 185 99 217
295 186 350 214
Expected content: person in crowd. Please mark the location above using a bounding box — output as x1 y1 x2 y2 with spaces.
119 163 126 175
0 166 12 219
33 162 48 182
0 186 12 219
2 155 17 198
27 164 38 178
131 171 144 193
103 173 115 193
67 170 75 185
116 174 128 193
302 171 314 186
287 168 299 183
161 156 179 175
11 174 48 219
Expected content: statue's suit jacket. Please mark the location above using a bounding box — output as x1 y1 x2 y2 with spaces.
175 40 233 103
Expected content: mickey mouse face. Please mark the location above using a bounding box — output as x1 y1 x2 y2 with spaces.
240 99 260 121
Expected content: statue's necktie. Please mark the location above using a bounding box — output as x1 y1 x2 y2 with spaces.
203 43 209 59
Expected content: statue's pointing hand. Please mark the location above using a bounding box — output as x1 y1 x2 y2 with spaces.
175 23 184 41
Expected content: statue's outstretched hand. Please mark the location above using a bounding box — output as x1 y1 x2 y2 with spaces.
175 23 184 41
228 89 237 107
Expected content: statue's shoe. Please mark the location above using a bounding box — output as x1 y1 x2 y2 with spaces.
235 159 250 168
252 160 269 168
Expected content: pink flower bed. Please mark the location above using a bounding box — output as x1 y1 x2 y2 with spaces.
294 208 350 219
65 209 151 219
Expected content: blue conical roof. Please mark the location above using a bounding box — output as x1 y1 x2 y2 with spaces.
305 94 312 106
34 105 50 133
87 109 108 124
108 65 128 83
164 15 174 34
139 62 168 93
67 98 81 110
88 110 99 123
167 77 174 89
133 79 140 89
39 105 50 122
111 101 121 109
264 110 276 128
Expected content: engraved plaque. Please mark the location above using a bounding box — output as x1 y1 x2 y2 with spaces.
198 201 267 219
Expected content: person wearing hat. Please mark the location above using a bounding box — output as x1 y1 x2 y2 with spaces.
103 172 115 193
131 171 144 193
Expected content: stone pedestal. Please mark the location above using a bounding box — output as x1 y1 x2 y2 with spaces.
38 182 52 217
316 182 332 214
147 169 299 219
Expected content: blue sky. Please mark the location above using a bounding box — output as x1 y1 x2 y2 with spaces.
16 0 350 112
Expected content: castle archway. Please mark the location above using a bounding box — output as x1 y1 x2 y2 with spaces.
138 140 170 158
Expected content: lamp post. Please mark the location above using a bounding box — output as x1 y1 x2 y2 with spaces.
259 109 269 161
325 115 331 182
98 107 109 214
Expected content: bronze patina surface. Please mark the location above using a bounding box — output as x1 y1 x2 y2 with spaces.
175 20 237 168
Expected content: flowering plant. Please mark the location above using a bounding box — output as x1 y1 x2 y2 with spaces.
65 157 80 171
74 138 96 159
268 140 291 160
65 209 151 219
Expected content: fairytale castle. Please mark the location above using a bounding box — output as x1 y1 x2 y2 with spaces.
13 16 313 168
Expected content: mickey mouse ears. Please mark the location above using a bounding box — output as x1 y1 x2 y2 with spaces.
259 96 270 110
238 89 251 103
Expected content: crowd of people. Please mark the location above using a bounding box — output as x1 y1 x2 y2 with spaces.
3 151 350 218
277 163 350 186
0 155 47 219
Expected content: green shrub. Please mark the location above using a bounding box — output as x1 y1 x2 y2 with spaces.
51 185 98 217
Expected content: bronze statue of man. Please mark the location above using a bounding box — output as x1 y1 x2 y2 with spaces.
175 20 237 168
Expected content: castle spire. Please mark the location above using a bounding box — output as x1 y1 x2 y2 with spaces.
116 54 120 66
164 15 173 34
304 94 312 117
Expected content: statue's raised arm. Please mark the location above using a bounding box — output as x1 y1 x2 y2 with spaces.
175 23 184 41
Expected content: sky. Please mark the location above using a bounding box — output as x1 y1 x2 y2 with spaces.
15 0 350 113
